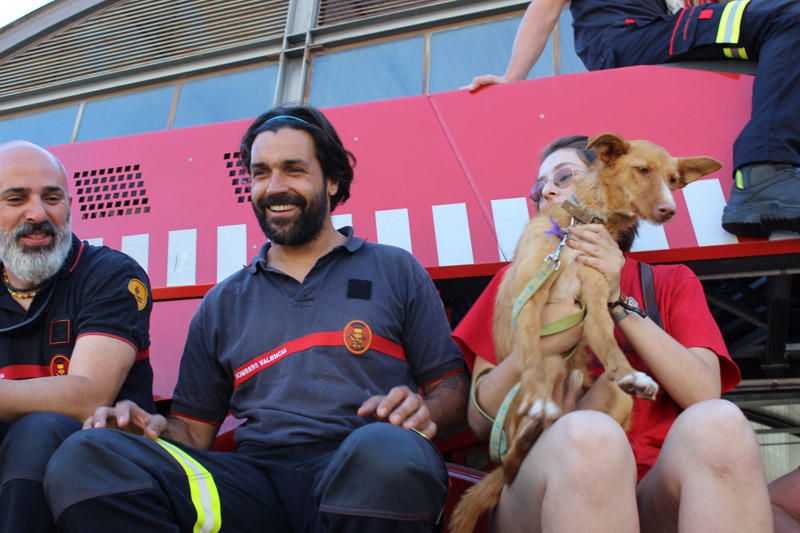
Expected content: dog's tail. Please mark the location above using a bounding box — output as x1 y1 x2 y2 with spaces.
449 467 504 533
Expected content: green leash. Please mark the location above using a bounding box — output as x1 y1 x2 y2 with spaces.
489 383 521 463
511 228 570 328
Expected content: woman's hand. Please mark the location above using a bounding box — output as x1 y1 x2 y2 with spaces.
567 224 625 301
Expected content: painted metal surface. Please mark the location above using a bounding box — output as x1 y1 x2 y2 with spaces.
46 65 799 396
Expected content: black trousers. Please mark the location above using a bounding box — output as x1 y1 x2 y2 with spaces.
0 413 81 533
44 422 448 533
580 0 800 170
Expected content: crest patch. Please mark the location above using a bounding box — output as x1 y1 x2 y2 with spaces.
343 320 372 356
50 354 70 376
128 278 148 311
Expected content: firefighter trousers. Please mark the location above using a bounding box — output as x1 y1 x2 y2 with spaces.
44 422 448 532
0 412 81 533
582 0 800 170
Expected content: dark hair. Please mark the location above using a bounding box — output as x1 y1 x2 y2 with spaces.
541 135 597 167
239 105 356 211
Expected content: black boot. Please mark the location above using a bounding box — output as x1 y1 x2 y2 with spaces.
722 163 800 237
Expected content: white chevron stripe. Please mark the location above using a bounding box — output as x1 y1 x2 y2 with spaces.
167 229 197 286
121 234 149 272
375 208 413 253
217 225 247 282
683 179 738 246
331 213 352 230
491 197 530 261
631 220 669 252
432 203 474 266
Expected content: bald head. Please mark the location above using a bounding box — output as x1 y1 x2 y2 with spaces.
0 141 68 192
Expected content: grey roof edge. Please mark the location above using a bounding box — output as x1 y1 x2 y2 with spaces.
0 0 118 60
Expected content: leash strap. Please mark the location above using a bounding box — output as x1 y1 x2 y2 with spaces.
511 227 571 328
540 302 586 336
470 367 497 424
489 382 521 463
511 262 557 328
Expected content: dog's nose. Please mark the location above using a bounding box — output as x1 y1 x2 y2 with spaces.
656 204 676 221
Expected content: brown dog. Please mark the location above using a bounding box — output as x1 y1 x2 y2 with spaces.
450 133 721 532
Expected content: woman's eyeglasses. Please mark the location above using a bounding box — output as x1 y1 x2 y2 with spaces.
529 166 582 204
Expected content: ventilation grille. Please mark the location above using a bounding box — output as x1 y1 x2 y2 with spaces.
317 0 456 26
73 164 150 220
224 152 251 204
0 0 288 99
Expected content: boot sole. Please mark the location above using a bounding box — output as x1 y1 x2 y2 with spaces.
722 202 800 237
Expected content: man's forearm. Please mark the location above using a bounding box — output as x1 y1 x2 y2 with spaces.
0 375 109 422
161 415 203 447
505 0 568 81
424 372 469 440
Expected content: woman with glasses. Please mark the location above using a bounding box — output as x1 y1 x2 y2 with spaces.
453 135 772 532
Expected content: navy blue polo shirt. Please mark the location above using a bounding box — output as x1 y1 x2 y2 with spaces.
0 234 154 411
171 227 465 451
571 0 669 68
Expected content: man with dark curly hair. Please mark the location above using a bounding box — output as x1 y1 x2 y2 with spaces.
44 105 468 533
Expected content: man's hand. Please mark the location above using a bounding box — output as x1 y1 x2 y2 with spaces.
83 400 166 440
461 73 510 92
567 224 625 301
358 386 437 439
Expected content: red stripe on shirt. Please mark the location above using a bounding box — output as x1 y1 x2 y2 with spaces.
0 365 50 380
168 410 223 427
233 331 406 389
669 7 688 56
421 368 465 389
682 6 696 40
68 241 85 273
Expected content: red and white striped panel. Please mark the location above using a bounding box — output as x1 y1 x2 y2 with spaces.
52 65 799 289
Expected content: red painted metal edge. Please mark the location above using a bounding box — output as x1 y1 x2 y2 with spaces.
426 262 507 280
152 284 214 301
629 238 800 264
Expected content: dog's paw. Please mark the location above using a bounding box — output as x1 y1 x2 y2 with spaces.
517 396 561 422
617 371 659 400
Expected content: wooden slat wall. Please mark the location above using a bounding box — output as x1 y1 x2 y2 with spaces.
317 0 456 27
0 0 288 99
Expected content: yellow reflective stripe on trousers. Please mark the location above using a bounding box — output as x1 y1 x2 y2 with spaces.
724 47 748 59
716 0 752 44
156 439 221 533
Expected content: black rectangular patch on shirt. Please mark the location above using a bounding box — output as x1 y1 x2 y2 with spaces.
347 279 372 300
49 319 71 345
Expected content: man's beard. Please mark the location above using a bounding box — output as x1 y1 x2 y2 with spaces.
0 219 72 286
252 186 328 246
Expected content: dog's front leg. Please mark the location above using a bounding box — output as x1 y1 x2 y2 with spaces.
577 266 658 400
514 291 561 421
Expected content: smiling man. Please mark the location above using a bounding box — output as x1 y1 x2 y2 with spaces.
45 106 467 533
0 141 153 533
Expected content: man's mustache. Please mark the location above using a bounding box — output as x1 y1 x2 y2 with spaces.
256 193 307 211
13 221 56 240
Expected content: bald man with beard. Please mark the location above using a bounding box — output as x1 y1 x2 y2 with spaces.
0 141 154 533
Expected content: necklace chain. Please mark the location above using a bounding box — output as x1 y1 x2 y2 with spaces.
2 269 37 300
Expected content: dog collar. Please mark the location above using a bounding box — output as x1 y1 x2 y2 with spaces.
562 194 605 225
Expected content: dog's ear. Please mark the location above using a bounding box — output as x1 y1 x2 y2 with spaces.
674 157 723 188
587 133 630 165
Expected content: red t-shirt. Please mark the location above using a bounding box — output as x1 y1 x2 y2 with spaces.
452 257 740 480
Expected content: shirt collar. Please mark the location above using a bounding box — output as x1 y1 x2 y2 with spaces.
58 234 85 279
247 226 364 274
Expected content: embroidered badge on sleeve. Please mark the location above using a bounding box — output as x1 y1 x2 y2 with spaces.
128 279 148 311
